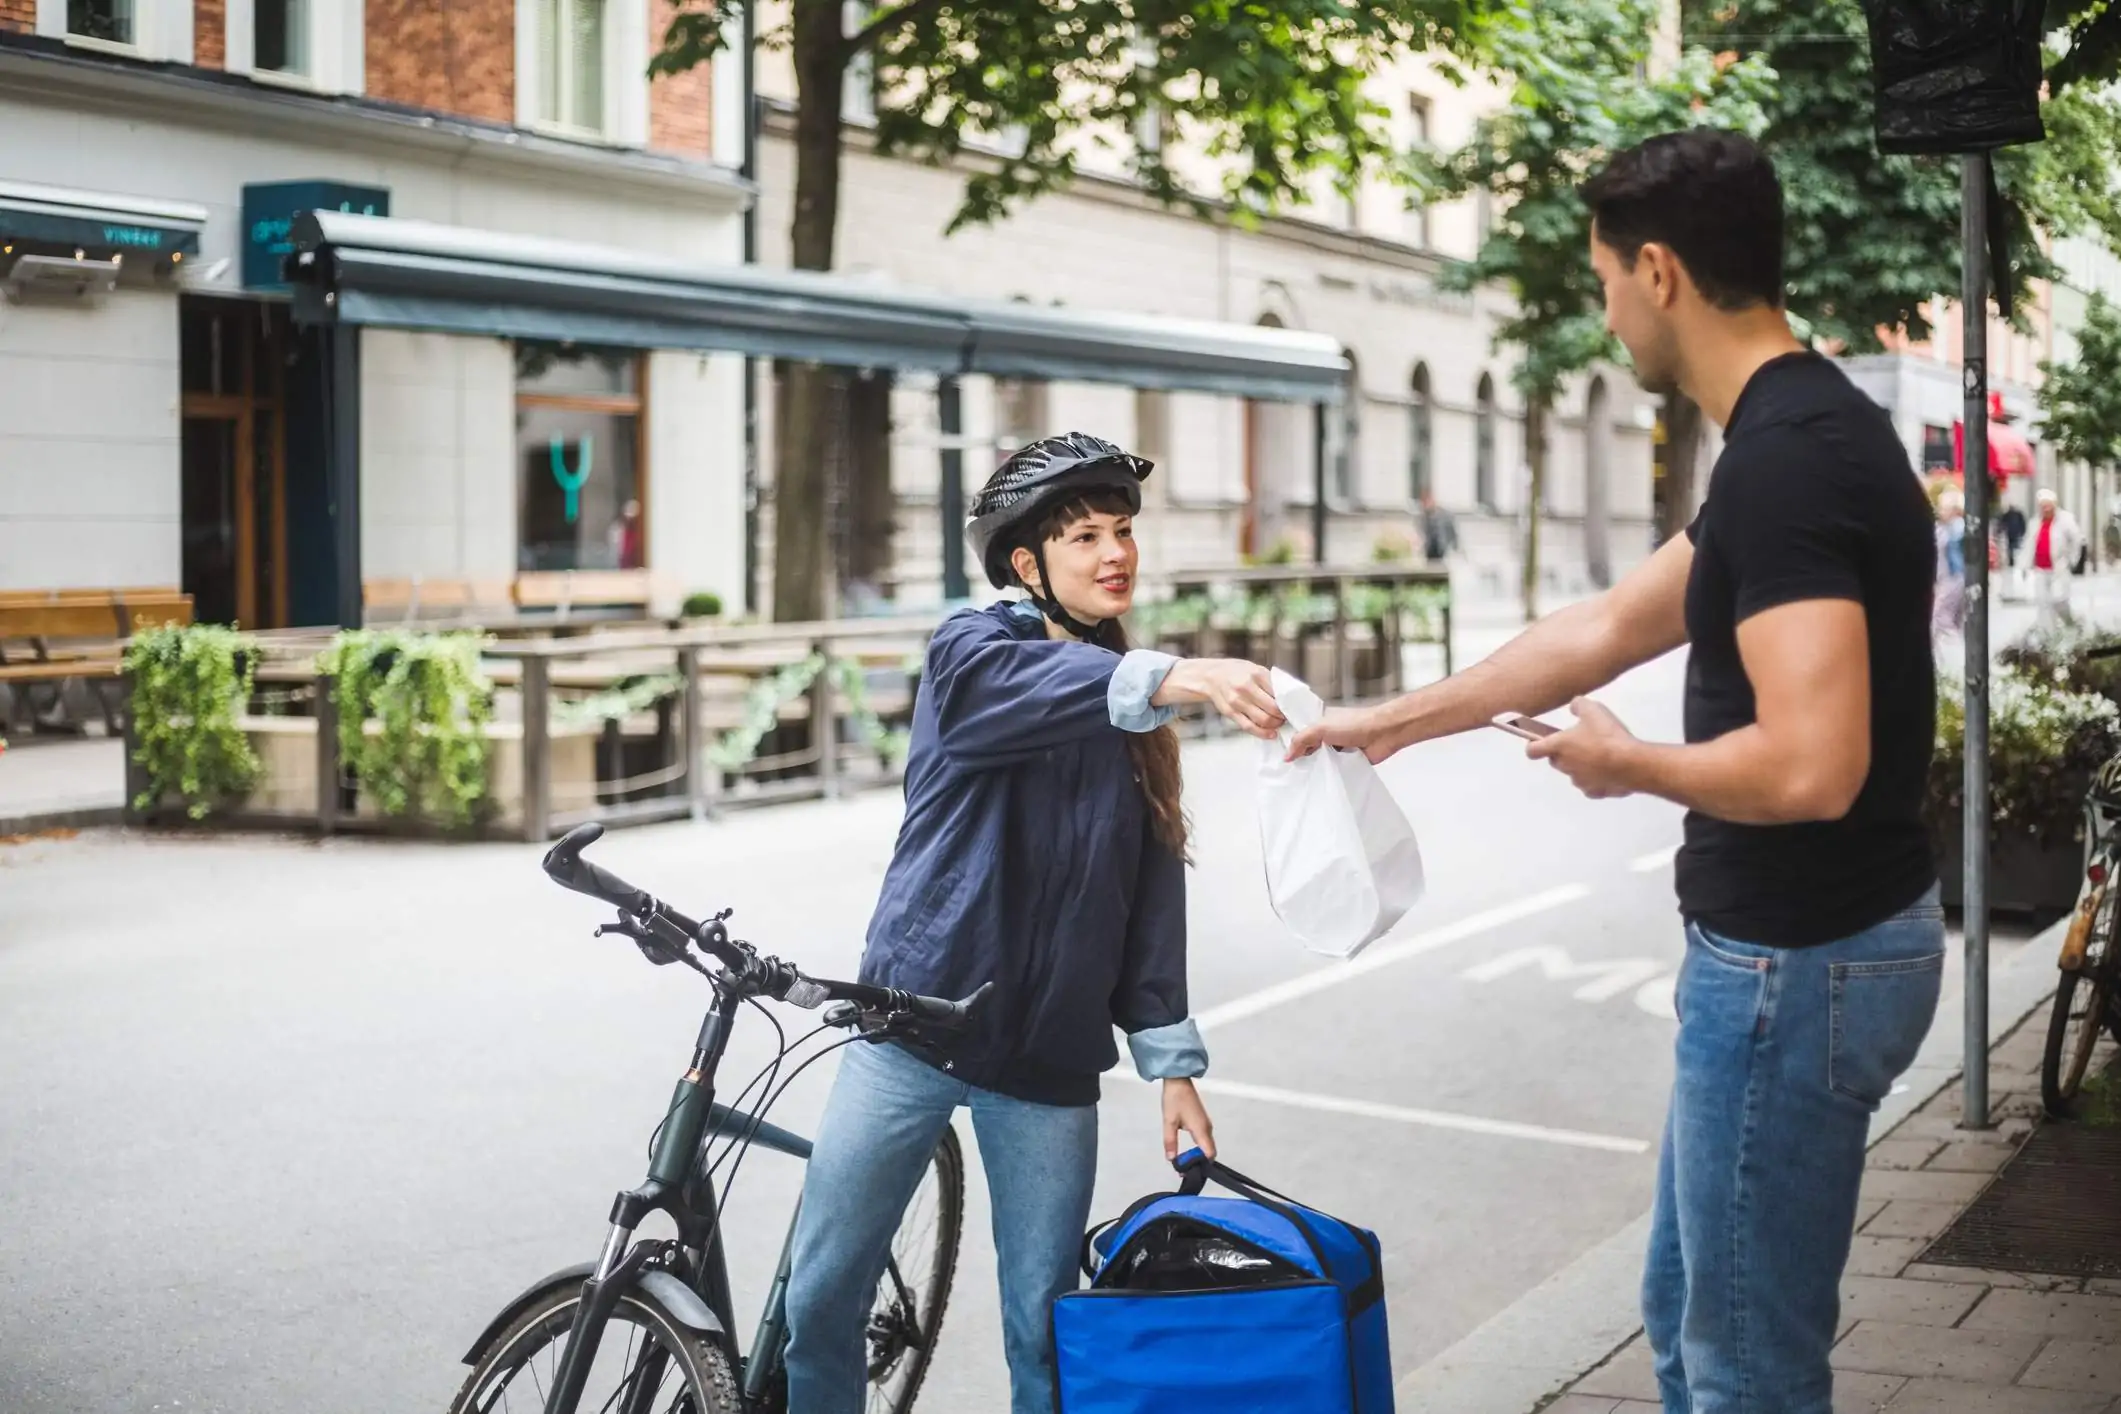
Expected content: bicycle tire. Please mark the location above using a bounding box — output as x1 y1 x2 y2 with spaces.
448 1285 740 1414
2044 883 2119 1119
865 1123 966 1414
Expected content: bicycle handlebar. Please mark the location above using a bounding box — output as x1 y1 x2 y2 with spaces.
541 823 990 1028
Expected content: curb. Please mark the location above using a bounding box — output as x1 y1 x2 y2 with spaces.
1393 920 2069 1414
0 804 126 836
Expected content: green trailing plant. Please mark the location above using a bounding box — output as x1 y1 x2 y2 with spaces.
554 673 685 731
1931 664 2121 851
318 630 495 829
830 659 912 769
123 623 260 819
704 652 827 773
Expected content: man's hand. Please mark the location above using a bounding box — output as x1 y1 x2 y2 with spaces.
1284 704 1401 764
1162 1077 1216 1162
1153 659 1285 739
1526 698 1644 800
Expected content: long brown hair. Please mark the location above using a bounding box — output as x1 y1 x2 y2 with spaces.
1022 489 1191 862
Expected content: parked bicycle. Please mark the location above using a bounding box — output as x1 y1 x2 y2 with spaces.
2043 646 2121 1119
448 823 986 1414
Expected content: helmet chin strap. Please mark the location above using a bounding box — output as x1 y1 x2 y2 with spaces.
1027 543 1115 645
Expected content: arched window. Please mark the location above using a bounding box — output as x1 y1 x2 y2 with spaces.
1408 363 1433 503
1475 373 1497 511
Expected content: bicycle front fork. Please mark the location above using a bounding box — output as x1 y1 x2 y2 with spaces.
542 1217 651 1414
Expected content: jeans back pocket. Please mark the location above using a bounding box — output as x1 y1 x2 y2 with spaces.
1829 953 1944 1105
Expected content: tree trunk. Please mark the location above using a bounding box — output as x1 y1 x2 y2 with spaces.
1522 396 1547 624
771 5 851 623
1660 391 1704 544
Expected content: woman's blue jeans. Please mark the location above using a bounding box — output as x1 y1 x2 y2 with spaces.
783 1040 1098 1414
1644 889 1944 1413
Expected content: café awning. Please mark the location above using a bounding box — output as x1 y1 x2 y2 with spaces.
0 179 206 262
288 210 1346 403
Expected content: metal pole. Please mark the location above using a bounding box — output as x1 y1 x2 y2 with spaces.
740 3 762 616
1962 153 1992 1131
327 324 363 631
939 377 968 601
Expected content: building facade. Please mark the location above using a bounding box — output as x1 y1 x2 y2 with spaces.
746 13 1662 607
0 0 753 622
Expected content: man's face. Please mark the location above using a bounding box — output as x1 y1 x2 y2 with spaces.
1590 223 1682 397
2041 499 2057 523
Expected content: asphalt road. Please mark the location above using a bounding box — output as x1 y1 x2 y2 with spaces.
0 622 2038 1414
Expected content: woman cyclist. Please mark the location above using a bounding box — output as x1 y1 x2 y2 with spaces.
782 432 1285 1414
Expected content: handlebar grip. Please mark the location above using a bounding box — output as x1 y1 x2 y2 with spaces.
907 981 994 1026
541 823 653 916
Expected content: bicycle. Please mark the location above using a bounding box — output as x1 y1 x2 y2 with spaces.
2042 648 2121 1119
448 823 989 1414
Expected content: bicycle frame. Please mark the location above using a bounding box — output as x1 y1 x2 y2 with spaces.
538 976 828 1414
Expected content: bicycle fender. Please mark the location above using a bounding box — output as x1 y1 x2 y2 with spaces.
460 1262 725 1365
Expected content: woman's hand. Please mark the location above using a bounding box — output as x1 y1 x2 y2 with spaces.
1152 659 1285 739
1162 1078 1217 1162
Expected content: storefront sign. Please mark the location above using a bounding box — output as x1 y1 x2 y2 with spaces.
242 181 390 291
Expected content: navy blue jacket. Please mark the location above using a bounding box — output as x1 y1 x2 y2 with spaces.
859 603 1204 1106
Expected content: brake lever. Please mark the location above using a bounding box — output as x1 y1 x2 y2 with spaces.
595 918 684 967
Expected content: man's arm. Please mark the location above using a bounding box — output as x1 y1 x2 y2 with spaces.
1530 598 1872 824
1291 531 1695 763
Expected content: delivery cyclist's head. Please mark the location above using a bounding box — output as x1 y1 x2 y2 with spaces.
967 432 1155 644
1009 489 1140 634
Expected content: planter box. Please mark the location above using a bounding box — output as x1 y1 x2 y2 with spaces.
1936 830 2086 919
234 715 596 829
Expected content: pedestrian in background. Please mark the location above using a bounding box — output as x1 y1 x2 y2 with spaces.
2000 501 2027 598
1933 487 1966 645
1293 130 1941 1414
2031 488 2084 628
1420 492 1459 565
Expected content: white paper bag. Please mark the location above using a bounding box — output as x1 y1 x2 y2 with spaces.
1256 669 1426 958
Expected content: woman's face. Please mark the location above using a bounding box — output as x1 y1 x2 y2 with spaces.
1013 508 1139 626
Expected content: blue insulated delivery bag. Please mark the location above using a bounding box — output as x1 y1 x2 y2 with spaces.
1051 1151 1393 1414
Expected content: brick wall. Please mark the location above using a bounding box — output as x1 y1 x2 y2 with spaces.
195 0 226 69
648 0 713 157
0 0 34 32
365 0 515 126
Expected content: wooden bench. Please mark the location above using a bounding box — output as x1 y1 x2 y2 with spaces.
513 569 659 623
362 577 515 625
0 588 195 734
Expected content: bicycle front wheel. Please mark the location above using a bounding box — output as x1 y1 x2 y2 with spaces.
448 1285 739 1414
864 1123 966 1414
2044 882 2119 1118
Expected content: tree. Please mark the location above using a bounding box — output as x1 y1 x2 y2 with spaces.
1413 0 1772 622
2038 291 2121 560
1698 0 2121 355
654 0 1481 621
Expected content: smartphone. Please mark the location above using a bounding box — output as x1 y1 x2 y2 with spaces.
1491 713 1558 741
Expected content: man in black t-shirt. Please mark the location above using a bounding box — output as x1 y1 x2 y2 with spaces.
1293 131 1942 1414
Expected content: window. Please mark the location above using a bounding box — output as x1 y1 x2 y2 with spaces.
68 0 132 44
1409 364 1433 502
1922 423 1954 473
843 0 876 122
1406 95 1432 250
1475 374 1497 510
537 0 607 133
515 343 645 572
255 0 309 76
1334 355 1362 503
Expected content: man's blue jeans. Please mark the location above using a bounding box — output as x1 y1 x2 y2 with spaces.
1645 889 1944 1414
783 1040 1098 1414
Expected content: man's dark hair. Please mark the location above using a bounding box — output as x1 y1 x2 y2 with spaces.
1581 129 1785 311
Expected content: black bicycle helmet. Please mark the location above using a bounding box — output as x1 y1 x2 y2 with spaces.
966 432 1152 638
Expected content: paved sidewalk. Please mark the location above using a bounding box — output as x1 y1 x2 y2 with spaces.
1553 1012 2121 1414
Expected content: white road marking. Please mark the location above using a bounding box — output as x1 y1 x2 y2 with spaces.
1629 845 1680 874
1192 883 1595 1033
1108 1073 1650 1154
1461 946 1668 1002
